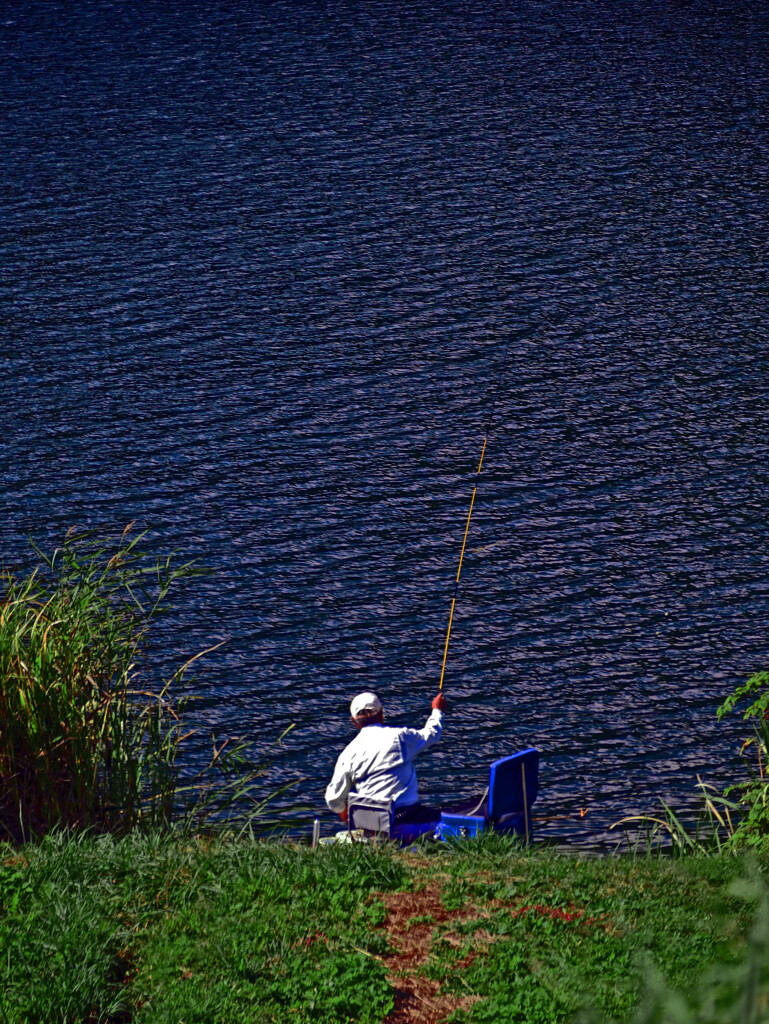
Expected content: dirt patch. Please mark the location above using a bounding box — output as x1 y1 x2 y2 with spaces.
380 886 483 1024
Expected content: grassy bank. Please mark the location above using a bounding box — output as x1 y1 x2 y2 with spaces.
1 831 767 1024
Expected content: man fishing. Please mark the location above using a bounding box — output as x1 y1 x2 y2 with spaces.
325 691 445 825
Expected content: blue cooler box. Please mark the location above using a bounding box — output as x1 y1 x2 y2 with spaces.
436 811 487 839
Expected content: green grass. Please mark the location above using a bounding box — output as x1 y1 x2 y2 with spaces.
0 831 405 1023
1 831 767 1024
415 835 765 1023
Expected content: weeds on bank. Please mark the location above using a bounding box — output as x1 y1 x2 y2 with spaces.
608 668 769 858
0 528 281 842
610 777 743 857
718 671 769 850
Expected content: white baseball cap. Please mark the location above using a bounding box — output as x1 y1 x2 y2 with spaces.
350 692 383 719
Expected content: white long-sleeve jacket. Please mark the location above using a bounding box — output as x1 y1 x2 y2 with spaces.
324 709 443 814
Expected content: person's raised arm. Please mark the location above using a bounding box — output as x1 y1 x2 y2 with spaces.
402 693 445 758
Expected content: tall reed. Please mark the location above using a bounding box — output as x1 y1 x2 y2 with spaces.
0 527 275 842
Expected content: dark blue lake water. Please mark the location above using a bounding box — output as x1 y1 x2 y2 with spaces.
2 0 768 843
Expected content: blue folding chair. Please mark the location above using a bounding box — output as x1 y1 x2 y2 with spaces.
347 794 440 844
436 748 539 841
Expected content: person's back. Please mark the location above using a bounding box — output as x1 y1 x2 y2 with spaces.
325 691 445 821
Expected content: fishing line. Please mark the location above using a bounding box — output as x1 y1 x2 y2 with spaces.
438 336 516 691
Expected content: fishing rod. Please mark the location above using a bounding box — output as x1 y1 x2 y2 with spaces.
437 440 487 691
437 340 513 692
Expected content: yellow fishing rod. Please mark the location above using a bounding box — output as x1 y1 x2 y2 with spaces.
438 438 488 691
437 339 513 691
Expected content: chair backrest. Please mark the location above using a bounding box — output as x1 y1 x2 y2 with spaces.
488 749 539 821
347 795 393 835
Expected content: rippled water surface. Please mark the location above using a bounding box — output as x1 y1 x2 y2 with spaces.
2 0 768 841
